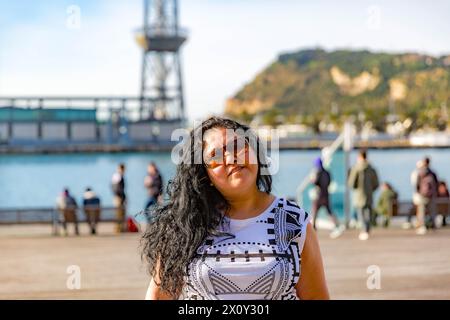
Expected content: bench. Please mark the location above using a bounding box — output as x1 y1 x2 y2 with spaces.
392 198 450 219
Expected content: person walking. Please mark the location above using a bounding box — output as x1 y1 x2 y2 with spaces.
56 188 79 236
310 157 344 238
111 163 127 233
415 157 439 235
83 187 101 235
403 160 425 229
144 162 163 210
347 149 379 241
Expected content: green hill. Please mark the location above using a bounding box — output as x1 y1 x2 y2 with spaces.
225 48 450 131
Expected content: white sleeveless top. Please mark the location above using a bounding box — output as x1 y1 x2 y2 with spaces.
179 197 311 300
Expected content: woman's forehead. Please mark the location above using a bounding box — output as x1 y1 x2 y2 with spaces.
203 128 248 153
203 128 227 146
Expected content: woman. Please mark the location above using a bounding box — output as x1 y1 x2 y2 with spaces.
141 117 329 300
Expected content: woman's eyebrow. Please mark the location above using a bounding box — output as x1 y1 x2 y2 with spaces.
206 136 243 152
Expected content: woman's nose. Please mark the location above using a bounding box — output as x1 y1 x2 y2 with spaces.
224 151 237 165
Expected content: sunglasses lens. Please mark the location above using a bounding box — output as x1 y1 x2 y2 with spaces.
204 137 250 168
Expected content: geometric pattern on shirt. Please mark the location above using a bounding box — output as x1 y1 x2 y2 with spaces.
204 259 286 300
270 207 302 252
286 199 309 221
182 198 308 300
266 199 305 299
184 247 297 300
208 270 241 294
208 268 276 297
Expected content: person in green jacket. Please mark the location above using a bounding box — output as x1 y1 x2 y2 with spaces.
375 182 398 228
348 149 379 240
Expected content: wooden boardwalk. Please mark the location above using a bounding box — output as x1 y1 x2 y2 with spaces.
1 223 449 299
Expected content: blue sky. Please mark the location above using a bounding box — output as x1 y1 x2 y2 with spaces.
1 0 450 121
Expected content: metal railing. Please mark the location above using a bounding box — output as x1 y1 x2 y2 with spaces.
0 206 122 235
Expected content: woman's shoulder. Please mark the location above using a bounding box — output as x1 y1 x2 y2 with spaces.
275 197 310 223
268 197 310 251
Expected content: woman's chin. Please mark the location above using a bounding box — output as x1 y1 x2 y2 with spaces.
227 170 255 189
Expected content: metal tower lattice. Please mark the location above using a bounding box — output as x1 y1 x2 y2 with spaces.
136 0 187 121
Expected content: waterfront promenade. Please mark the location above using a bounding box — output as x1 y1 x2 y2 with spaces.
1 222 449 299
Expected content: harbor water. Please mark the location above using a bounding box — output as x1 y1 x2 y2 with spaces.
1 148 450 221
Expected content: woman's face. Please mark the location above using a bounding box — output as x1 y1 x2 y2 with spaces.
202 127 259 198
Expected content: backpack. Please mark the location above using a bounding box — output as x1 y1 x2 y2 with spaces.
127 216 139 233
111 173 125 197
419 171 437 198
65 196 77 209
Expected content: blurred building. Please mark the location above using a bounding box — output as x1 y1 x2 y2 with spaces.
0 98 180 151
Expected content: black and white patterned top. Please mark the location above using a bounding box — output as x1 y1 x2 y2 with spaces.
179 197 311 300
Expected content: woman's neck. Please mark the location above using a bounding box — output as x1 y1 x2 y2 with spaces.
225 189 275 220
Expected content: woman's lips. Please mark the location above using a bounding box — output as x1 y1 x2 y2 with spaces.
228 166 244 176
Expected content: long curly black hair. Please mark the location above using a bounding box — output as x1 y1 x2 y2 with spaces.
140 116 272 298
